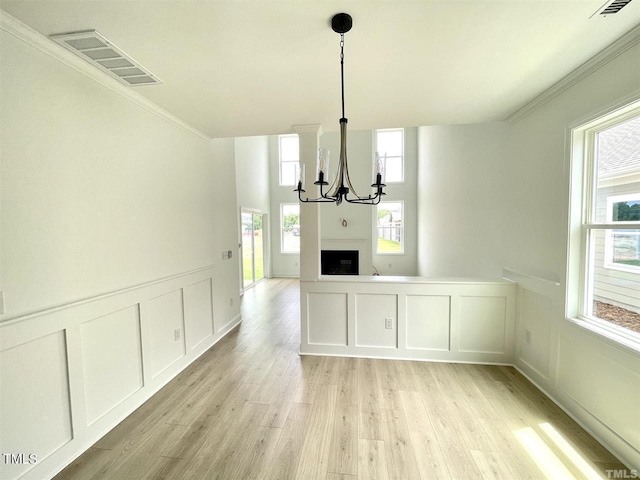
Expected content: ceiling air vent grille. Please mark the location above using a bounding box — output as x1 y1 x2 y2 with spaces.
50 30 162 86
591 0 634 16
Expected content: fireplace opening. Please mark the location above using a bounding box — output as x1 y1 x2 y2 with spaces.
321 250 359 275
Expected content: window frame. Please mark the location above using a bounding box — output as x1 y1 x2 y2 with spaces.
375 200 405 255
280 203 300 254
375 128 405 184
279 134 299 187
567 99 640 351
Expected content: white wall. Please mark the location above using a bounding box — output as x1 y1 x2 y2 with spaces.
0 27 240 321
235 135 270 213
0 17 241 480
417 122 509 277
504 42 640 470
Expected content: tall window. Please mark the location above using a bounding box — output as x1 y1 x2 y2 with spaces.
569 105 640 342
376 201 404 254
281 204 300 253
279 134 299 186
375 128 404 183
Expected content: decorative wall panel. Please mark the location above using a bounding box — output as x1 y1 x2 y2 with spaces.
81 306 143 425
308 293 348 346
183 279 214 350
146 289 186 378
458 296 507 353
355 293 398 348
406 295 450 351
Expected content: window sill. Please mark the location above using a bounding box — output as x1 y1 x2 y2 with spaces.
566 315 640 356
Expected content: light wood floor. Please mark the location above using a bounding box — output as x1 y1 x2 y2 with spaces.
56 278 628 480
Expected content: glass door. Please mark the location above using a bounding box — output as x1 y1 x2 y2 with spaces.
241 210 264 289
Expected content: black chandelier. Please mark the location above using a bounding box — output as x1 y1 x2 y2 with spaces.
295 13 386 206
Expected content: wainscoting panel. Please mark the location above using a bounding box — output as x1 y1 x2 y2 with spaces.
355 293 398 348
300 278 515 363
145 289 186 379
558 333 640 454
183 279 214 351
459 296 507 354
519 288 552 378
0 265 242 480
0 331 73 480
406 295 450 351
80 306 144 425
307 293 348 346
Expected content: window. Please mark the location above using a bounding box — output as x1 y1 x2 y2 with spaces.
279 134 299 186
376 201 404 254
375 128 404 183
281 204 300 253
569 104 640 344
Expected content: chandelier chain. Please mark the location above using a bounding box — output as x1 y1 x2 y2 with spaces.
340 33 345 119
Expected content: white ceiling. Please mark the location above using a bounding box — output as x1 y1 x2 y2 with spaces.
2 1 639 138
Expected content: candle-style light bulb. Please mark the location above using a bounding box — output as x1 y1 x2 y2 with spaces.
296 162 306 192
373 152 386 186
316 149 330 185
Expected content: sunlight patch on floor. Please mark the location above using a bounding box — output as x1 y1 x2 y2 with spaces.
539 422 603 480
514 426 576 479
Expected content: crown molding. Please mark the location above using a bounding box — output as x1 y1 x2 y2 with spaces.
507 24 640 125
0 11 211 143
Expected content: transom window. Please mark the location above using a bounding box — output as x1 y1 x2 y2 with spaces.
375 128 404 183
279 134 299 186
569 104 640 344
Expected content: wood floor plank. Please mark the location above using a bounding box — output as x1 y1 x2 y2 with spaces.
328 369 358 476
470 450 516 480
296 384 338 479
380 408 421 480
477 417 546 480
399 390 451 479
375 359 401 410
264 402 313 480
419 388 484 480
358 439 390 480
294 355 325 404
393 360 418 391
231 426 282 479
327 473 357 480
358 358 384 441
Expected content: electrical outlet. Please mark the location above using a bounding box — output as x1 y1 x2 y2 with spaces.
525 329 532 345
174 328 181 341
222 251 228 260
228 250 233 259
385 318 393 329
